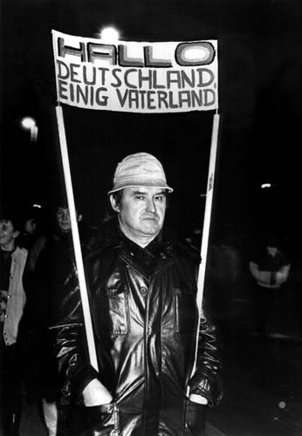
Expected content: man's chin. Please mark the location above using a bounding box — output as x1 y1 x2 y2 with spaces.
140 224 161 236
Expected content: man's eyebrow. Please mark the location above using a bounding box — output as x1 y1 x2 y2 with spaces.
132 190 146 195
131 189 166 195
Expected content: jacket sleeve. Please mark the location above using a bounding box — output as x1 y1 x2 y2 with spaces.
50 267 99 405
188 307 223 407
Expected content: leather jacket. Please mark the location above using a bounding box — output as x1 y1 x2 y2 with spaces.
52 219 222 435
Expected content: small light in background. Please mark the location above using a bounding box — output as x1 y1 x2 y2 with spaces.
98 26 120 43
261 183 272 189
20 117 38 142
32 204 42 209
21 117 36 130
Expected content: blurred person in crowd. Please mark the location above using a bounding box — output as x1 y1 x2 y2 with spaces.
0 210 27 436
19 205 47 272
23 200 85 436
205 226 244 337
185 221 202 250
51 152 222 436
249 233 291 337
19 205 48 412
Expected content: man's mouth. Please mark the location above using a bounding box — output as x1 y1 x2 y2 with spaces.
142 215 158 221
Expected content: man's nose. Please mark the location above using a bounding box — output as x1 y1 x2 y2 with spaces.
146 198 156 212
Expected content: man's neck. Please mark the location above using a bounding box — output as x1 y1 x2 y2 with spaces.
0 242 16 252
118 223 156 248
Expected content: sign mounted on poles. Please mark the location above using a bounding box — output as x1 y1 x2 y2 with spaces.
52 30 218 113
51 29 220 374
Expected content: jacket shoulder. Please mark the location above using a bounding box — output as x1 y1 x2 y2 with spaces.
14 246 28 260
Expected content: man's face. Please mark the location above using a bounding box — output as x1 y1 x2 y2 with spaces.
111 186 167 244
267 246 278 257
0 220 19 250
56 207 71 232
25 218 37 235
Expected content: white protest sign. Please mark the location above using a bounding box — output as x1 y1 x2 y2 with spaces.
52 30 218 113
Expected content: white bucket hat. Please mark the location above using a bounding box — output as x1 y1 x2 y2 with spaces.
108 152 173 194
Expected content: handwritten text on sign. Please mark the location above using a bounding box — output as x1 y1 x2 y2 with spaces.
52 30 218 113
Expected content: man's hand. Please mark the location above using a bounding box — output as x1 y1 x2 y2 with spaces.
189 393 208 405
83 378 113 406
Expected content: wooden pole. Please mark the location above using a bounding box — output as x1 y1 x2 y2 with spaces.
190 113 220 381
55 105 99 372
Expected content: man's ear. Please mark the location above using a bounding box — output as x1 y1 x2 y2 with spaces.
13 230 20 239
109 195 120 212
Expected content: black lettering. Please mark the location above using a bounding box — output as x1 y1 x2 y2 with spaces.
178 90 191 107
116 88 129 107
138 70 153 89
129 90 139 108
157 91 169 108
96 68 109 86
144 46 172 68
70 63 81 83
58 80 68 100
180 70 195 88
87 43 117 65
175 42 215 66
118 45 144 67
58 37 86 62
152 70 165 89
191 89 203 106
95 88 108 106
196 68 214 87
83 66 97 85
124 69 138 89
111 69 122 87
57 60 70 79
204 89 215 106
76 84 89 105
168 91 179 108
146 91 156 109
167 71 181 89
69 82 75 101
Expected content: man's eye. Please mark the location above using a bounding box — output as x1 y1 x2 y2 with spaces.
135 196 145 200
155 195 164 202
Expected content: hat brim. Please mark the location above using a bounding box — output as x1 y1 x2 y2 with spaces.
108 183 173 195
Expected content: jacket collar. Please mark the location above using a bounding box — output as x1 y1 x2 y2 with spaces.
88 217 177 277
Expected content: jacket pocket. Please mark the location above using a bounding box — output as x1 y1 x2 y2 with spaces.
175 288 197 335
107 286 129 335
184 399 207 436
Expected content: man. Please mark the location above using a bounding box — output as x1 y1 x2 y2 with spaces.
0 211 27 436
52 152 222 436
249 233 291 336
25 202 84 436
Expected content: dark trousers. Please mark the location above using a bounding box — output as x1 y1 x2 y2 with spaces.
253 284 277 334
0 339 23 435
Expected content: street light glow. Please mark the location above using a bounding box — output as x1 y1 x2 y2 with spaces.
21 117 36 130
20 116 38 142
99 26 120 42
261 183 272 189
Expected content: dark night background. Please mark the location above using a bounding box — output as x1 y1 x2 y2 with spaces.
3 4 302 434
1 0 302 248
